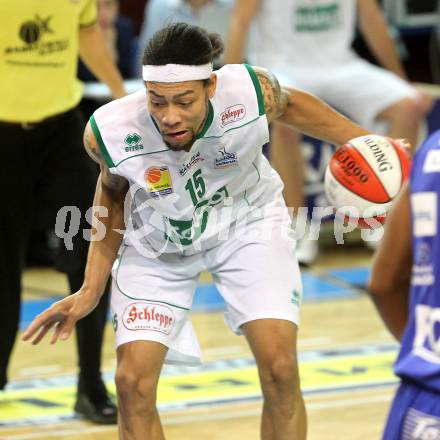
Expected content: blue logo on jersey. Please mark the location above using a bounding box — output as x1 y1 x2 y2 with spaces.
214 146 238 169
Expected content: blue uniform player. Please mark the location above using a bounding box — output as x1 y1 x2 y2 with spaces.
369 129 440 440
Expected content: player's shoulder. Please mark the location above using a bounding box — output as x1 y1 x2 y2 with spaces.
246 65 286 123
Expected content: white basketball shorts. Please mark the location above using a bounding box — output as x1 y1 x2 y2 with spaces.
110 202 302 366
273 58 418 129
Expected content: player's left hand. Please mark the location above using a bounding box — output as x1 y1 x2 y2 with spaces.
22 291 99 345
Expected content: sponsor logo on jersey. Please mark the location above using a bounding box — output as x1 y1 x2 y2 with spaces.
413 305 440 363
411 192 437 237
4 15 69 57
294 4 340 33
220 104 246 127
122 302 175 334
412 242 434 286
423 149 440 173
145 166 173 198
124 133 144 152
403 409 440 440
179 151 204 176
214 146 238 169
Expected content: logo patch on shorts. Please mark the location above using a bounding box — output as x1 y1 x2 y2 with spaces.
122 302 175 334
291 289 301 306
112 313 118 332
145 166 173 198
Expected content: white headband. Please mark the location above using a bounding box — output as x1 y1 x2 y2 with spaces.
142 63 213 82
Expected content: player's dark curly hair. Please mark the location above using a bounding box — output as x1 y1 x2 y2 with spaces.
142 22 224 69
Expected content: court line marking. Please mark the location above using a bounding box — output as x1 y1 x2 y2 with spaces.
1 392 394 439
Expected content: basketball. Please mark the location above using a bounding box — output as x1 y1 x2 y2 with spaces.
324 135 411 228
146 167 162 184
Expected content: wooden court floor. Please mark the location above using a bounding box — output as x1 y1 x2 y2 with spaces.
0 243 398 440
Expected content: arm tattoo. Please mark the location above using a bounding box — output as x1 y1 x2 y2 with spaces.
254 67 288 122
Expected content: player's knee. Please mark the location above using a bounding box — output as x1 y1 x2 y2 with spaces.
382 98 425 125
115 369 157 409
259 353 300 396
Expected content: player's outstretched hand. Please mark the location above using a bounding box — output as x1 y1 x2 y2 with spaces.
22 291 100 345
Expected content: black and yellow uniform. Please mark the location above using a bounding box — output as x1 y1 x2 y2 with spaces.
0 0 114 423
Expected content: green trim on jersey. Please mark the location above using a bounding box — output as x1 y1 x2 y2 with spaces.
90 115 115 168
202 116 260 139
196 101 214 139
252 161 261 183
115 149 170 167
150 115 161 135
244 64 265 116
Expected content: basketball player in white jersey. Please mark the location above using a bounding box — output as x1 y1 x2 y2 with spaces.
23 23 376 439
226 0 433 263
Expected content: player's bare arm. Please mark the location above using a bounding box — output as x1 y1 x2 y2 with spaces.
253 65 370 146
79 24 126 99
22 124 129 346
224 0 261 63
84 122 128 194
368 183 412 340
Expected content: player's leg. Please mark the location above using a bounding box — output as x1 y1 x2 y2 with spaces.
35 107 115 421
243 319 306 440
270 122 318 265
0 124 34 389
111 244 203 436
270 122 304 211
208 190 305 439
116 340 167 439
376 96 430 148
322 60 432 149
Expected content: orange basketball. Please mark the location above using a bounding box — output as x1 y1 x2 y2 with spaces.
146 167 162 184
325 135 411 228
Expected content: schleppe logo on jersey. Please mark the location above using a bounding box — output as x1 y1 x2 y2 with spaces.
122 302 175 334
411 192 437 237
413 305 440 363
220 104 246 127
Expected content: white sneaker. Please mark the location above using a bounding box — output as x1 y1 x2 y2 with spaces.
295 235 319 266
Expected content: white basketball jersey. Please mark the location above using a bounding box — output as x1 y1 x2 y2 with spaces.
249 0 357 70
91 64 285 254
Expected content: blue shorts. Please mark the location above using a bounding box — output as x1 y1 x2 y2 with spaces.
383 380 440 439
